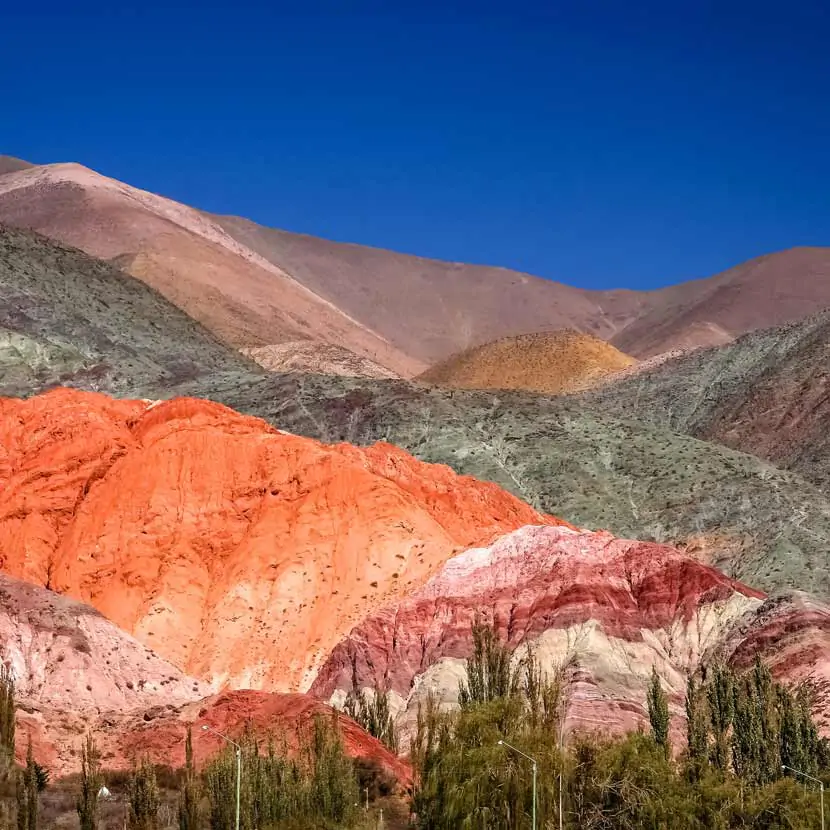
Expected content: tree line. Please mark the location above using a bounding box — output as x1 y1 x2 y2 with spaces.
408 620 830 829
2 621 829 829
0 665 382 830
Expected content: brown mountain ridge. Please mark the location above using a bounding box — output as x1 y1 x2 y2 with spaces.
3 157 830 378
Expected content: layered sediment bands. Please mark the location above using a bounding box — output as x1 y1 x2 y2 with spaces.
312 525 765 737
0 388 557 691
720 591 830 729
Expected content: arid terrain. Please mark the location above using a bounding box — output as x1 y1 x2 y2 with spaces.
417 329 636 394
5 158 830 379
2 153 830 830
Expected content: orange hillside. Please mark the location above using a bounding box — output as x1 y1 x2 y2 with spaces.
0 388 560 692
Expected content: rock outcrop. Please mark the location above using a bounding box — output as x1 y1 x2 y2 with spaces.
0 572 207 771
312 524 766 737
0 388 556 692
242 342 400 379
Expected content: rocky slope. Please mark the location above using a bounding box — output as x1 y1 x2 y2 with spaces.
585 310 830 491
0 572 208 770
185 371 830 603
313 526 830 744
0 223 262 398
312 524 766 737
0 571 406 778
719 592 830 730
0 163 417 376
242 342 399 379
418 329 635 394
113 690 410 784
0 388 557 692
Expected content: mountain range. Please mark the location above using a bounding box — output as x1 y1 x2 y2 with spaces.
1 153 830 816
3 156 830 378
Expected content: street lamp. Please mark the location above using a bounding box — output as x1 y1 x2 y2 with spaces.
782 764 824 830
202 725 241 830
498 740 537 830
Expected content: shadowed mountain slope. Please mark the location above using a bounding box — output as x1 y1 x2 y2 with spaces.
0 223 263 397
0 156 35 176
585 310 830 491
418 329 635 394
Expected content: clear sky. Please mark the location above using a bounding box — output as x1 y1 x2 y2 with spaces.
2 0 829 289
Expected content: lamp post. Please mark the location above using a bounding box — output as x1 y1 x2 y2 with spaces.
202 725 241 830
782 764 824 830
498 740 537 830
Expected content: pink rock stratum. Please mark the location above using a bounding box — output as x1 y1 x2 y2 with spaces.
312 524 769 738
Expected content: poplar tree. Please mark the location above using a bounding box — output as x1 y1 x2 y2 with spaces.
16 739 38 830
342 662 399 752
128 757 160 830
0 665 15 767
76 734 101 830
684 673 709 778
178 726 201 830
731 673 761 782
647 666 670 758
706 664 734 772
458 618 516 706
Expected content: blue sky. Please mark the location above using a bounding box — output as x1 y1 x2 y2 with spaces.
3 1 829 289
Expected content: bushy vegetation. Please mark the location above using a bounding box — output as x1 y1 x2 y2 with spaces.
204 715 369 830
2 630 829 829
76 734 102 830
128 757 161 830
343 662 399 753
410 621 565 829
684 658 830 784
410 622 830 829
178 726 201 830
